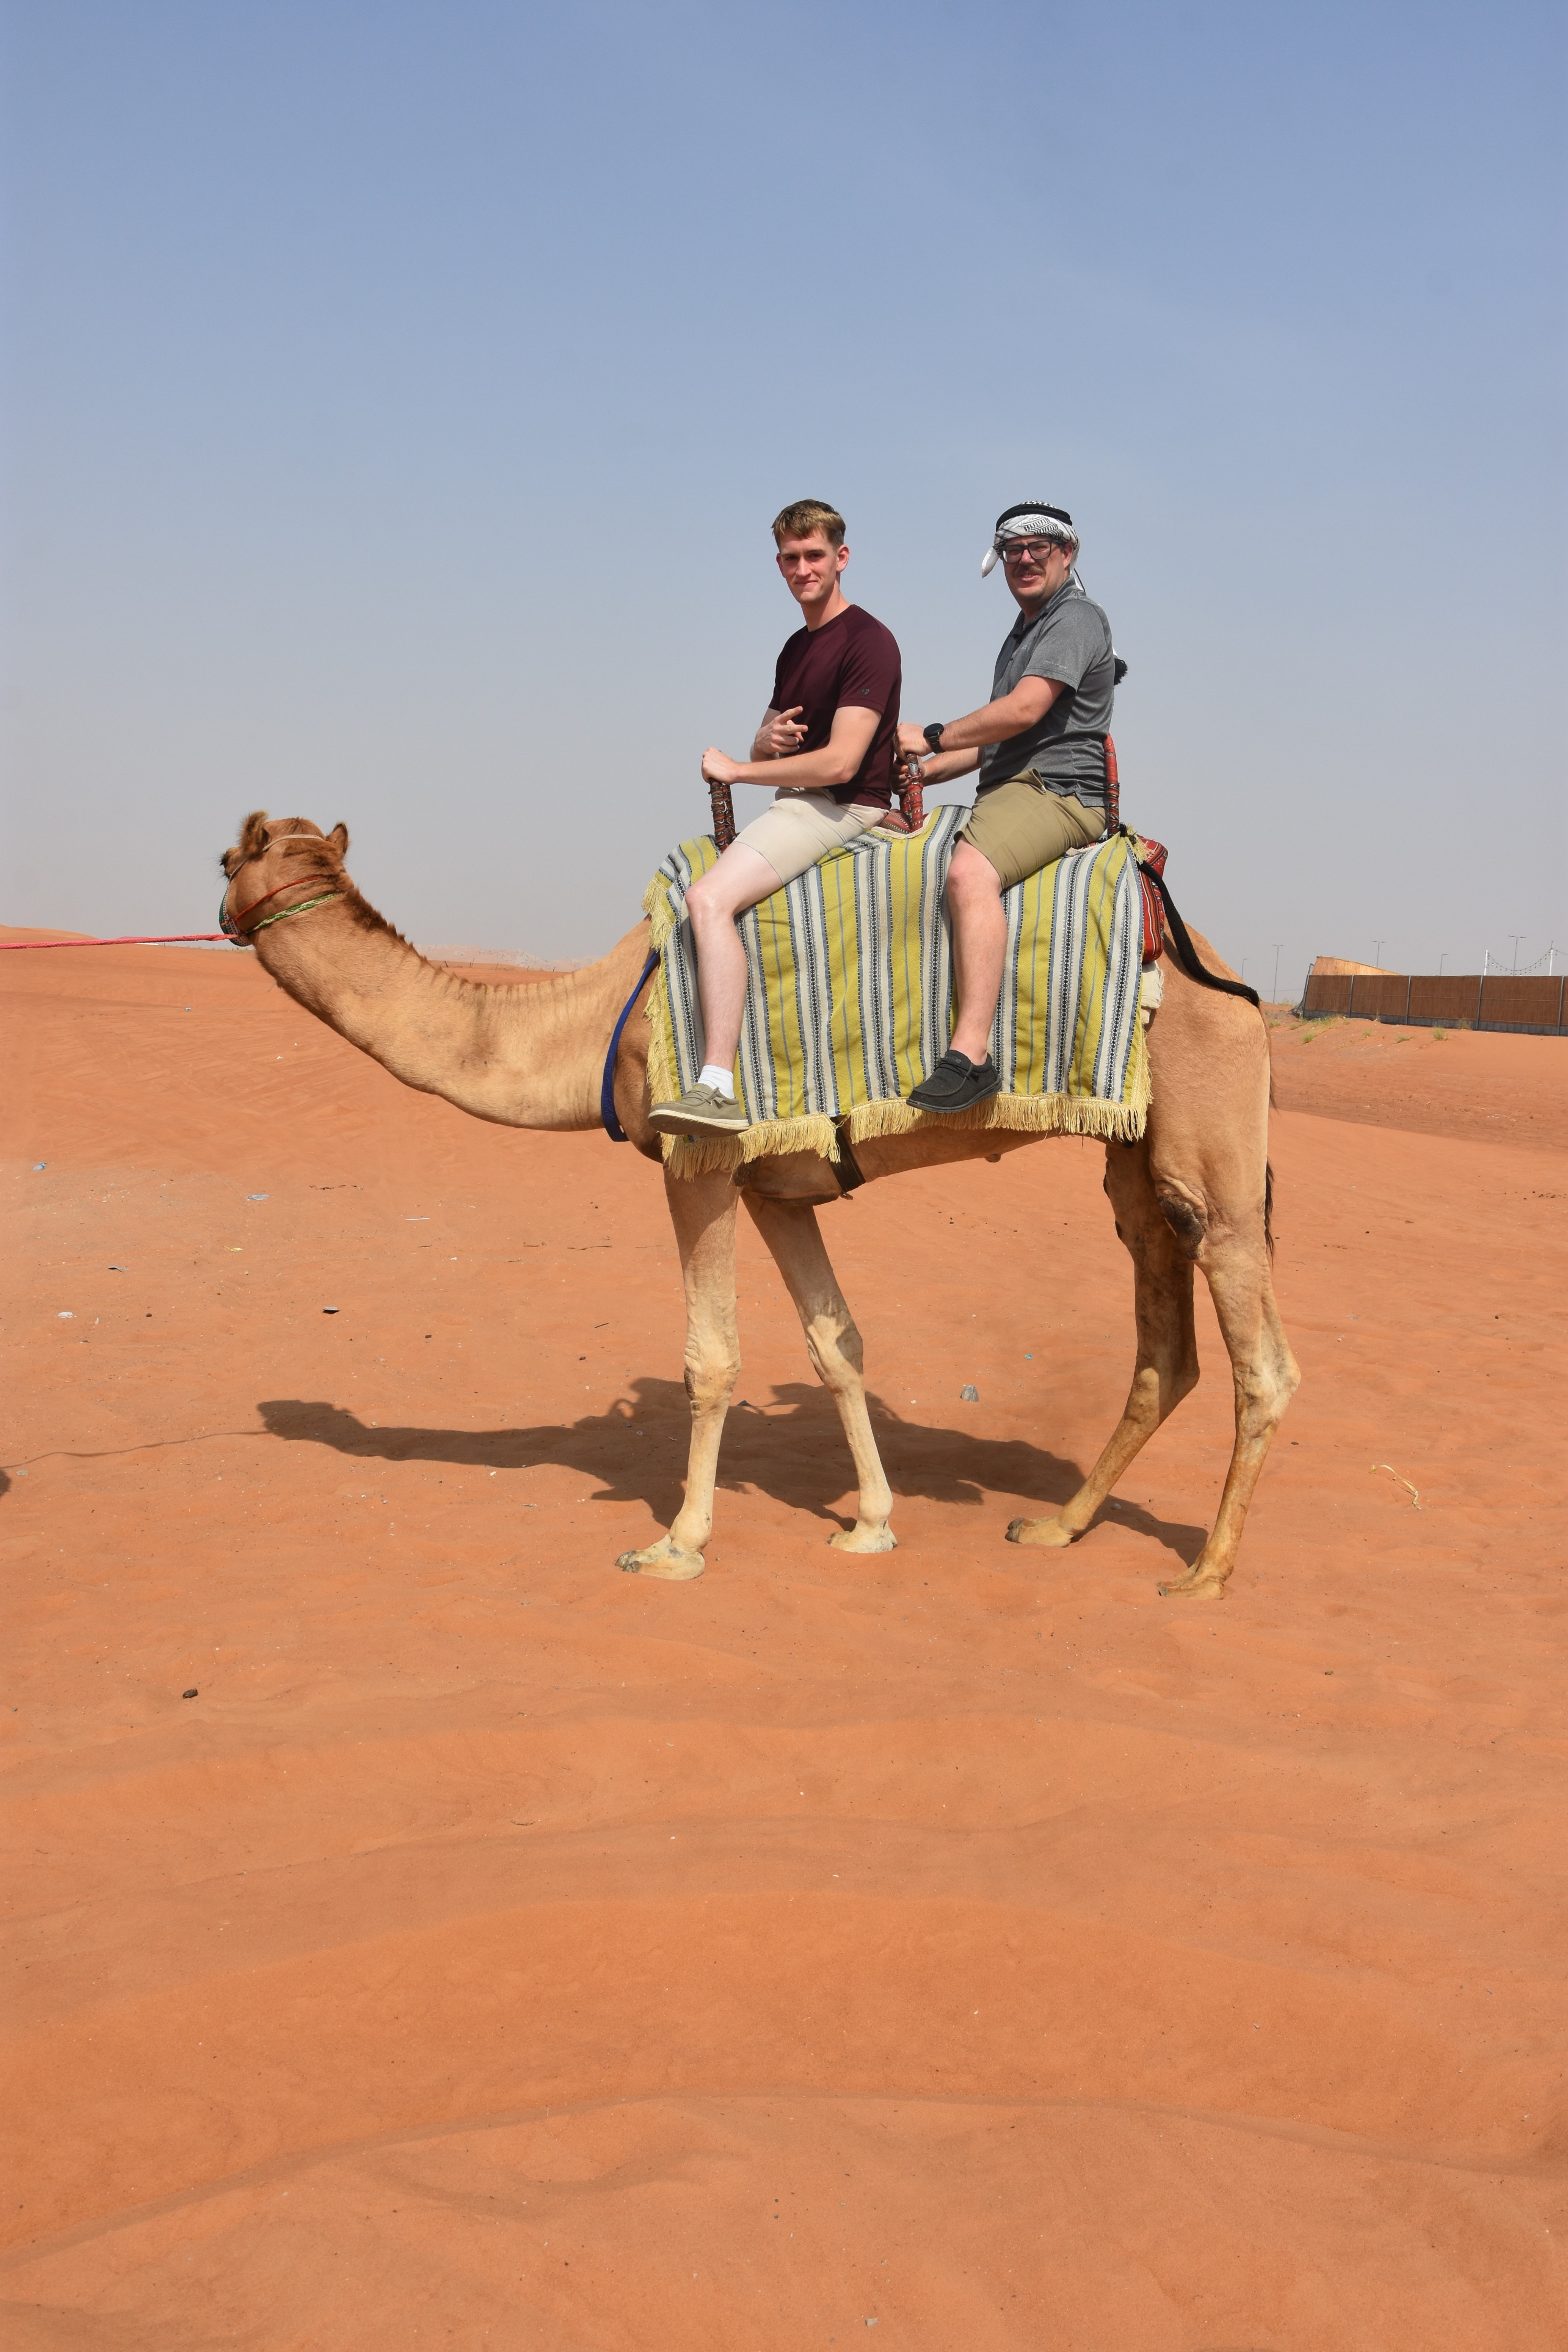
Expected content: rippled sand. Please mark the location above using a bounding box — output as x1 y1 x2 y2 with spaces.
4 936 1564 2348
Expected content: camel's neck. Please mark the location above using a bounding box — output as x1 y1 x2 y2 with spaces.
252 897 647 1132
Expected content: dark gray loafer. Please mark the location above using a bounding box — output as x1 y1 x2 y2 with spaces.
906 1050 1002 1114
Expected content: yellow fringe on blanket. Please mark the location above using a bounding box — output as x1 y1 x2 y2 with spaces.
640 864 1152 1181
642 872 681 955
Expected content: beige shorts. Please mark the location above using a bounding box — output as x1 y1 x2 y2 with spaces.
959 772 1106 891
732 790 881 886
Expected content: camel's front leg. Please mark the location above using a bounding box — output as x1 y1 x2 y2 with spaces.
743 1194 895 1554
617 1168 740 1582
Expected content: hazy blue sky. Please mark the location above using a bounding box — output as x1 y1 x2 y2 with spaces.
4 0 1563 989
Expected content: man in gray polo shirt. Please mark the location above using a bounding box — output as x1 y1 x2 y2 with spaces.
896 500 1117 1113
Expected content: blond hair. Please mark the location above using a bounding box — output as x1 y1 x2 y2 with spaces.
771 499 845 549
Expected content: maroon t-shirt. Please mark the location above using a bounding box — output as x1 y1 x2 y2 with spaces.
771 604 902 808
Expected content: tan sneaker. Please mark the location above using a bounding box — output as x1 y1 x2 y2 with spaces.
648 1082 751 1138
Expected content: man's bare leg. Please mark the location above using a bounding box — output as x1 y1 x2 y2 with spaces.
905 839 1007 1114
946 841 1007 1063
684 843 784 1077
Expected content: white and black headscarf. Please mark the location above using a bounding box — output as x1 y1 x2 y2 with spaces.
981 501 1079 577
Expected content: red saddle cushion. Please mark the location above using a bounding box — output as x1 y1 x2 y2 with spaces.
1136 838 1169 963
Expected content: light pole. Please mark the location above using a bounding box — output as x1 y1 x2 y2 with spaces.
1509 934 1525 971
1438 953 1446 975
1373 938 1388 966
1272 944 1283 1002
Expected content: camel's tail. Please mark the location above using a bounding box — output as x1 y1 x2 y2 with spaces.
1264 1161 1276 1261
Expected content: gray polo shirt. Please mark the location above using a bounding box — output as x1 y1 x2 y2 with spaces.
976 579 1116 803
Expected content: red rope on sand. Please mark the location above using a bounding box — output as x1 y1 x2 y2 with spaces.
0 932 233 951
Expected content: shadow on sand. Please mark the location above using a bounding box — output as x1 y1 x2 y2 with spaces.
257 1381 1206 1567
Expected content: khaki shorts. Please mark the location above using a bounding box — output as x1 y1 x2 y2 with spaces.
959 772 1106 891
733 789 881 886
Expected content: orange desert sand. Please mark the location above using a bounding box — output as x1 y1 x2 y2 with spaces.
4 927 1565 2349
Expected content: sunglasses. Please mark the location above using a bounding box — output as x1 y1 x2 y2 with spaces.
999 538 1061 563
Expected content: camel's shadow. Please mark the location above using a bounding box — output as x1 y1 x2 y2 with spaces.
257 1381 1206 1566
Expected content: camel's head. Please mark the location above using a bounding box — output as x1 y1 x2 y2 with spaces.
219 812 350 941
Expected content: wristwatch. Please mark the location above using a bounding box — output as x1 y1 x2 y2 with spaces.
923 722 947 754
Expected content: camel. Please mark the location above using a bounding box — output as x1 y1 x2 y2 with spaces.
219 811 1298 1598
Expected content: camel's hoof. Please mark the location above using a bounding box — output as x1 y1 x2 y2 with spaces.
1006 1514 1076 1550
617 1539 705 1581
1158 1562 1227 1600
827 1524 897 1554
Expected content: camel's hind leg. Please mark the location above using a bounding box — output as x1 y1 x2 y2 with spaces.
1158 1224 1298 1600
1008 1138 1297 1597
1008 1139 1200 1559
742 1193 896 1554
617 1167 741 1582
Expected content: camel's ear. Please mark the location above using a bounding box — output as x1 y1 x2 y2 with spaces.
328 823 349 857
223 810 271 876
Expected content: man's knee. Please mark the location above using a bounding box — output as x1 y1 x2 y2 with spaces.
689 845 778 928
686 871 730 925
947 843 1001 906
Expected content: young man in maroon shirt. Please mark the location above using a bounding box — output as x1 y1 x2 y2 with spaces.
649 499 903 1138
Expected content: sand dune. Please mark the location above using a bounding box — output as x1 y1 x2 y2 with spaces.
3 936 1564 2348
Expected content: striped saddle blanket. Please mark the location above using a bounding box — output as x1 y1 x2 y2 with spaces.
642 804 1152 1173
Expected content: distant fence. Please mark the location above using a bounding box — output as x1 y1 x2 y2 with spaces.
1300 970 1566 1036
